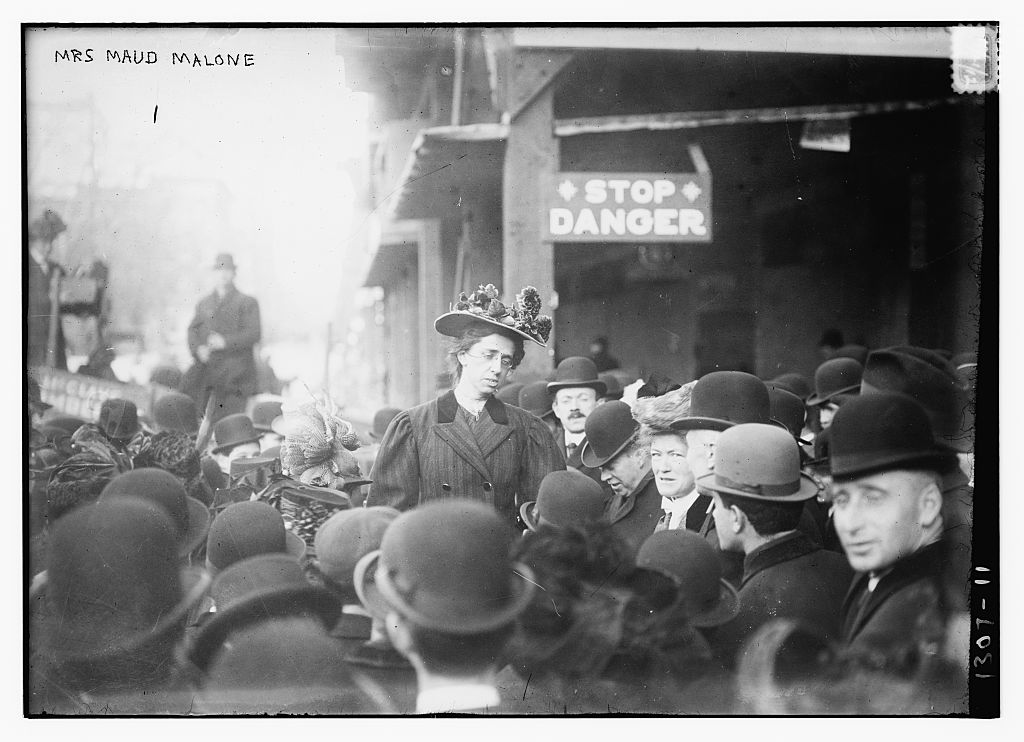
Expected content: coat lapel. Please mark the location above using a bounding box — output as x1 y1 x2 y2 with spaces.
606 470 654 525
432 392 494 481
476 396 514 459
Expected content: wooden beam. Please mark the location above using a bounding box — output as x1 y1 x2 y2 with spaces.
508 49 576 121
554 96 973 137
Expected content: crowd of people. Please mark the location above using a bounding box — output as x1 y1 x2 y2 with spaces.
26 279 978 716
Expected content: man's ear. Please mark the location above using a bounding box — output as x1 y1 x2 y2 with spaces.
918 478 943 529
729 505 746 534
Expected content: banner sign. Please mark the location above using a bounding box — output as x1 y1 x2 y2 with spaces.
543 148 712 243
35 366 171 420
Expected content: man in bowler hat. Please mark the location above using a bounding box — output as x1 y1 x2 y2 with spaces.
185 253 262 423
829 392 959 672
696 424 852 668
581 401 661 557
549 356 613 494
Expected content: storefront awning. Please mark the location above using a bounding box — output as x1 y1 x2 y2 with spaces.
387 123 508 221
363 221 421 288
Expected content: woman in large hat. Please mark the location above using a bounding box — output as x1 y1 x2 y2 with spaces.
366 284 564 528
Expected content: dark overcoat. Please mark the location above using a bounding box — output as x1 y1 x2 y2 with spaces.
711 531 853 668
605 471 662 558
186 285 261 398
555 425 615 499
840 540 948 662
366 391 564 527
27 257 66 370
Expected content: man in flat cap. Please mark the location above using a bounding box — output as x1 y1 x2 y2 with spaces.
185 253 261 423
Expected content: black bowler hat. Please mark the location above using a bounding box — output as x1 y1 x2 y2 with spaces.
835 344 869 366
519 380 554 419
211 414 262 455
97 398 139 441
670 371 770 432
153 392 200 435
547 357 607 396
598 372 624 400
860 346 972 453
520 469 607 532
828 392 958 481
769 373 811 400
580 400 639 468
250 400 283 433
806 358 863 407
767 386 810 445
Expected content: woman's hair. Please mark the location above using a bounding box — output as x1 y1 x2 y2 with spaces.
446 325 526 385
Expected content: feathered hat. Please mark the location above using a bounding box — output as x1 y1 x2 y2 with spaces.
277 390 370 489
632 380 698 437
434 284 552 347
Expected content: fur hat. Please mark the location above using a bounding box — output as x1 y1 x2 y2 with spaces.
278 394 366 488
633 380 697 437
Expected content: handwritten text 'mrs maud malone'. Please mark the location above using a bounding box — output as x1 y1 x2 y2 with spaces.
56 49 256 67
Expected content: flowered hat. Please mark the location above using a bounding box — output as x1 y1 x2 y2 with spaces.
434 284 552 347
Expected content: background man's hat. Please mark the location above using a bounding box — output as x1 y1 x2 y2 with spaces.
149 364 183 390
580 400 639 468
41 498 210 671
369 407 402 440
598 372 624 400
547 357 607 396
213 252 237 271
211 414 261 455
696 424 819 502
806 358 863 406
768 373 811 400
97 398 139 441
834 344 870 366
206 501 305 575
189 554 340 672
670 371 770 432
434 283 552 347
519 380 554 419
250 400 283 433
153 392 200 435
636 530 739 627
860 346 972 453
314 507 401 590
495 383 526 406
354 499 535 633
767 386 810 445
828 392 958 480
100 468 211 558
520 469 607 532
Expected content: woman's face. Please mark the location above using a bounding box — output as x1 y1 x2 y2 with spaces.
458 333 516 397
650 431 695 499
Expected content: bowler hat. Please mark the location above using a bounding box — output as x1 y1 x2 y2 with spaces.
767 386 810 445
205 501 306 575
434 284 551 347
369 407 402 439
769 373 811 400
520 469 607 532
250 400 283 433
860 346 971 453
100 468 211 558
213 252 237 271
580 400 639 468
835 344 870 366
149 364 183 390
670 371 770 432
598 372 624 400
519 380 554 419
41 499 210 673
153 391 200 435
97 398 139 441
805 428 831 468
354 499 535 634
547 357 607 396
636 530 739 627
496 382 526 406
189 553 341 672
806 358 863 406
828 392 958 480
314 507 401 590
211 413 261 455
696 424 819 502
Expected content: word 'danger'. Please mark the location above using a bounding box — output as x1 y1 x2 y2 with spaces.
544 172 712 243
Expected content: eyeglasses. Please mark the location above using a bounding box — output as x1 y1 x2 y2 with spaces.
463 348 515 369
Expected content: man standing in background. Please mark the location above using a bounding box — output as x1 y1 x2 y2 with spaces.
185 253 261 423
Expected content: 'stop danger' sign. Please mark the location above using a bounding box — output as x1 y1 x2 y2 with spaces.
543 168 712 244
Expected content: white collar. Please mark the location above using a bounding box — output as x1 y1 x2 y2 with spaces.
564 429 586 447
416 682 500 714
661 488 701 529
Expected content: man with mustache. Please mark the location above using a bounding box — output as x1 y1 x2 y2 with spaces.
548 357 613 495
